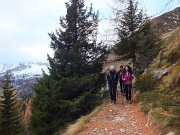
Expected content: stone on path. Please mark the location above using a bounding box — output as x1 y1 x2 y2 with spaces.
167 131 176 135
120 128 126 134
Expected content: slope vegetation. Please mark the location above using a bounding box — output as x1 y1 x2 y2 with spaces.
138 27 180 134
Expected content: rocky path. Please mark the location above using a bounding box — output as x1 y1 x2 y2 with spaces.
77 89 161 135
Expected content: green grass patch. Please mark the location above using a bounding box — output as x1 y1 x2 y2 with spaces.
136 88 180 133
166 116 180 131
134 73 158 92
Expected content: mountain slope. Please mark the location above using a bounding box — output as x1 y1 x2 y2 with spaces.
0 62 48 99
152 7 180 34
137 27 180 134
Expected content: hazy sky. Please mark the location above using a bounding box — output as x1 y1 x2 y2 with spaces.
0 0 179 64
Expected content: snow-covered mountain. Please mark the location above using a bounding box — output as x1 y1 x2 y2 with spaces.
0 62 49 99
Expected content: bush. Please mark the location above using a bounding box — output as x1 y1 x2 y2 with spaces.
136 86 180 133
134 73 158 92
167 48 180 64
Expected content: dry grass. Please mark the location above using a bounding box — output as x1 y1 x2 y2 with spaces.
62 106 102 135
161 27 180 40
147 27 180 73
137 27 180 134
23 98 32 124
148 108 173 133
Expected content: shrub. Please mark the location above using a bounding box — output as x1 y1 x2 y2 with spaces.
166 117 180 133
134 73 158 92
136 86 180 133
167 48 180 64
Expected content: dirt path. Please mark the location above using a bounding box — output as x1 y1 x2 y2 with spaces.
77 89 161 135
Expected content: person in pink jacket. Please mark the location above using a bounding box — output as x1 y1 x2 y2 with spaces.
122 65 134 104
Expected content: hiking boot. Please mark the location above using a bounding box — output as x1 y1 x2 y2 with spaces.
129 100 132 104
113 101 116 104
126 100 129 103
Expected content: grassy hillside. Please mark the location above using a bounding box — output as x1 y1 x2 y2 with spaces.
137 27 180 134
152 7 180 35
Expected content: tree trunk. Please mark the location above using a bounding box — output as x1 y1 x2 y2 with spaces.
132 56 137 79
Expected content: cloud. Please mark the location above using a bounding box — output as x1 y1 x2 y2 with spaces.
19 44 53 60
0 21 14 32
0 0 179 64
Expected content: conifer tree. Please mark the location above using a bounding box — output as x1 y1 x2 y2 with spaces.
30 0 107 134
114 0 162 78
0 72 24 135
48 0 106 78
136 22 163 74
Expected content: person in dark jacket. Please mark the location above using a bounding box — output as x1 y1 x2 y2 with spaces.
118 65 124 95
107 65 118 104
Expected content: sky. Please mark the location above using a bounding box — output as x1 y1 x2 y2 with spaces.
0 0 179 64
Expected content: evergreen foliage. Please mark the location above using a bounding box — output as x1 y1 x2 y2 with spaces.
134 73 158 92
30 0 107 134
136 22 163 75
0 72 24 135
114 0 162 78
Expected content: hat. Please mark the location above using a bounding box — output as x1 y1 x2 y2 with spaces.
110 65 115 70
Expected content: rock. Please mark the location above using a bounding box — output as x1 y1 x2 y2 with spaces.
154 68 169 79
120 128 126 134
92 128 98 132
145 123 150 126
167 131 176 135
154 62 178 79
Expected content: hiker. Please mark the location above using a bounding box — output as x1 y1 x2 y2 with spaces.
122 65 134 104
118 65 125 95
107 65 118 104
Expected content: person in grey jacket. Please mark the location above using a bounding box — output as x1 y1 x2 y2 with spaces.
107 65 118 104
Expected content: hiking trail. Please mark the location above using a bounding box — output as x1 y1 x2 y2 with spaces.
77 88 161 135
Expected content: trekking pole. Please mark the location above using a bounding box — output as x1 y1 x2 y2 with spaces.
122 85 124 105
131 88 133 101
116 88 118 99
122 93 124 105
122 83 125 105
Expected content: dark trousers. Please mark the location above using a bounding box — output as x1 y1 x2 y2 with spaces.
124 84 132 101
119 79 124 94
109 86 116 102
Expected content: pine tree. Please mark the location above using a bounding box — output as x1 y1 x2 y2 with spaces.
0 72 24 135
48 0 106 79
114 0 162 78
30 0 107 134
136 22 163 75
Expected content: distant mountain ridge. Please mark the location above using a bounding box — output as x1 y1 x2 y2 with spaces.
152 7 180 34
0 62 49 99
